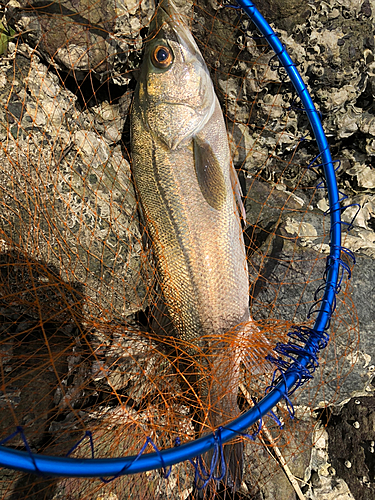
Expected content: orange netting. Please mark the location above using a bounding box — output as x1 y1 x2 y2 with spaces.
0 1 359 499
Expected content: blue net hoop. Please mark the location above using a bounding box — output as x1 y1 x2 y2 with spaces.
0 0 346 478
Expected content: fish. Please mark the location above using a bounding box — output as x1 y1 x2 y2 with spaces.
130 0 263 493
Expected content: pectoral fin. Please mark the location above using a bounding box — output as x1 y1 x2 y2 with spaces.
193 136 227 211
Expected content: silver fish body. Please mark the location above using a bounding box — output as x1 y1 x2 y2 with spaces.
131 0 256 490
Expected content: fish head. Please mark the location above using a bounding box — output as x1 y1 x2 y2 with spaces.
136 0 216 150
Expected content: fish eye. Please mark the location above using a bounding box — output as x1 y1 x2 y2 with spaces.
151 45 173 69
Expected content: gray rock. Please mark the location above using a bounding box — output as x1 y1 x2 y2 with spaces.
6 0 155 82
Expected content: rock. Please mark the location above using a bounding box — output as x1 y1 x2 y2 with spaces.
304 422 355 500
357 166 375 188
255 0 310 31
0 54 145 321
322 397 375 500
242 404 316 500
6 0 156 82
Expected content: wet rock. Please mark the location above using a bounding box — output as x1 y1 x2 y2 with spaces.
322 397 375 500
304 422 355 499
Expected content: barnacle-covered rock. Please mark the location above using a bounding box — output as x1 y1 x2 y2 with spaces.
304 422 355 500
255 0 310 31
6 0 156 82
0 54 145 320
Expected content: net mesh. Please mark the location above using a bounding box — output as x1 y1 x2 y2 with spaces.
0 1 359 499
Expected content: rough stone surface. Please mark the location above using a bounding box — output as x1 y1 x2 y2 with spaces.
5 0 156 83
304 422 355 500
323 397 375 500
0 52 145 321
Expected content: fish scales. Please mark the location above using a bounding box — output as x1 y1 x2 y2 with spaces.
132 104 249 339
131 0 257 492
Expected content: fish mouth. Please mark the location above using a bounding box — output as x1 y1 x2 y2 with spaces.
157 0 180 21
152 0 198 56
151 0 182 31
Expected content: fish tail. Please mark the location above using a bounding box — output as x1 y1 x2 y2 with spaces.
223 438 244 491
197 438 243 498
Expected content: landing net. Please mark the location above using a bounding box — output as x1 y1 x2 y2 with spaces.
0 1 358 499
